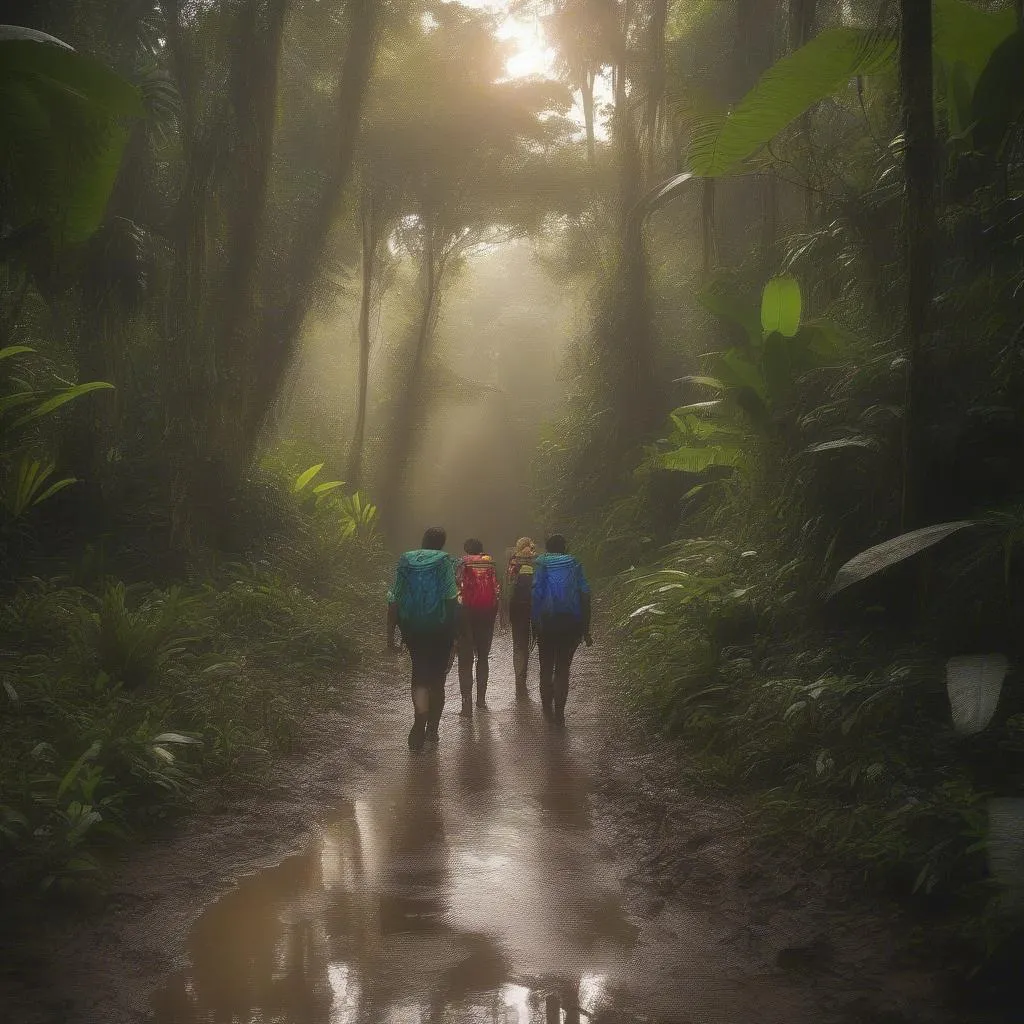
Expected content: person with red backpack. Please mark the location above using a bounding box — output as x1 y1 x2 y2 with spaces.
387 526 459 752
455 538 501 716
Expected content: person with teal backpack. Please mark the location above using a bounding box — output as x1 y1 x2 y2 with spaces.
531 533 593 726
386 526 459 752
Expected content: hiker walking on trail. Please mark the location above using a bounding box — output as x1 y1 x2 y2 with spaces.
532 534 592 727
387 526 459 752
502 536 537 700
456 538 501 716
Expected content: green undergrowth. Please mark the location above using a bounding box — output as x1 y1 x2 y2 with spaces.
0 467 387 905
612 532 1024 976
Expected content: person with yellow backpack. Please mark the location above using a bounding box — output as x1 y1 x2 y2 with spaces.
502 536 537 700
455 538 501 716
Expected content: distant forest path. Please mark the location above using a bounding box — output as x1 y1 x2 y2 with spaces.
6 637 944 1024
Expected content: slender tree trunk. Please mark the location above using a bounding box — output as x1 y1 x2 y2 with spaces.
580 70 596 167
643 0 668 179
701 177 716 280
379 224 443 531
216 0 290 447
604 0 663 444
790 0 818 225
240 0 380 459
898 0 936 529
347 189 377 490
762 171 778 265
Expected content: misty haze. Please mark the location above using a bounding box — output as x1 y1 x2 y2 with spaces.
2 1 1023 1023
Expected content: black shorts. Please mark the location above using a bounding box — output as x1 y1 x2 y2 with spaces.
403 628 453 689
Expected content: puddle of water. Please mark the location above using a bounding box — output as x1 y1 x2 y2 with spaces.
150 680 640 1024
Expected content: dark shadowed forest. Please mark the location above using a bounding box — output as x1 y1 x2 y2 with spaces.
2 0 1024 1021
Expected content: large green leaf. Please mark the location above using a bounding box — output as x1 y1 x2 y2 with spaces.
0 345 34 362
651 445 745 474
0 36 143 245
932 0 1017 79
826 520 978 598
10 380 113 428
971 29 1024 157
689 28 893 177
714 350 767 398
761 276 802 337
697 279 761 346
293 463 324 493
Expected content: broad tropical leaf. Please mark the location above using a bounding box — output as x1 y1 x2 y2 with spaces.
946 654 1008 735
650 445 745 474
313 480 345 497
697 279 761 345
10 380 113 428
761 276 802 337
0 35 144 244
826 520 978 597
0 25 72 47
689 29 893 177
971 29 1024 157
932 0 1016 78
293 463 323 493
0 345 34 362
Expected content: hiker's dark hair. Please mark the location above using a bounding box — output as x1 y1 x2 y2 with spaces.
422 527 447 550
464 538 484 555
545 534 567 553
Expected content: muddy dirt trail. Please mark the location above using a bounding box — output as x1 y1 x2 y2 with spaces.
5 635 944 1024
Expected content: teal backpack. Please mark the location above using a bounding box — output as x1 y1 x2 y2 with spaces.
393 549 452 632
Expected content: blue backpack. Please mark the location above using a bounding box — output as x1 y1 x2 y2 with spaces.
532 553 585 621
393 549 453 632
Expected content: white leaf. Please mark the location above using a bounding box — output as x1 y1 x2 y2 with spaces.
827 520 978 597
946 654 1008 735
629 604 665 619
151 732 201 745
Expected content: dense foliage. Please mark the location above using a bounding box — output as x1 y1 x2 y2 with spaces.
531 0 1024 992
3 0 1024 1005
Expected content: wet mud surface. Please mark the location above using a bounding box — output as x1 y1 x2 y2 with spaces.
3 635 944 1023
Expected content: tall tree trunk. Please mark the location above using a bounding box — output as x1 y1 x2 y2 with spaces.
790 0 818 225
215 0 290 463
643 0 668 179
240 0 380 460
609 0 664 441
761 170 778 265
580 69 596 167
347 189 377 490
898 0 936 529
701 177 716 280
379 224 443 533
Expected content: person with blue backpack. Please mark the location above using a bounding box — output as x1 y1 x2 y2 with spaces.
531 534 593 726
386 526 459 752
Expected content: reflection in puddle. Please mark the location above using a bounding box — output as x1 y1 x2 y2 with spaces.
151 703 634 1024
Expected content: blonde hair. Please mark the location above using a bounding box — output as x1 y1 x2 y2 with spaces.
514 536 537 559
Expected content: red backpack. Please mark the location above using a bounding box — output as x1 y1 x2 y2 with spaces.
459 555 500 612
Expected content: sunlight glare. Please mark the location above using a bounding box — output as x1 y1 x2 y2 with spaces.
501 983 533 1024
